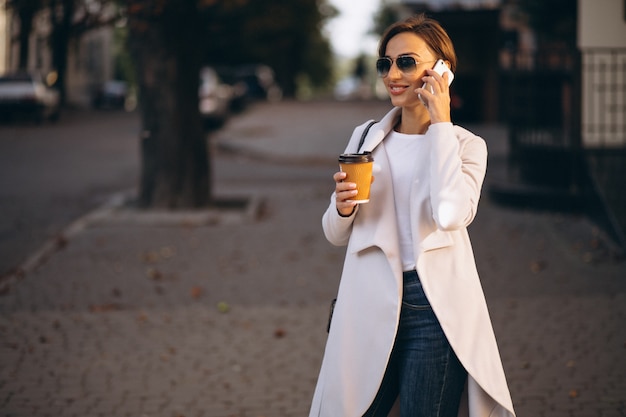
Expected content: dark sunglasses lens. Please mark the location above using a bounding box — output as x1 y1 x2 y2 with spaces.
396 56 417 72
376 58 391 76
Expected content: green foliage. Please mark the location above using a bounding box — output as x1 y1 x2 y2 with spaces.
371 4 400 40
112 26 135 85
198 0 337 96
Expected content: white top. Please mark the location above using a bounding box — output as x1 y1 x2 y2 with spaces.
384 129 430 271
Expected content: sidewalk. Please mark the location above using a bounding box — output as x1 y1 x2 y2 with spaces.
1 100 625 417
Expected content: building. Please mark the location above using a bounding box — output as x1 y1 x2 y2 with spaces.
1 2 121 107
577 0 626 246
578 0 626 148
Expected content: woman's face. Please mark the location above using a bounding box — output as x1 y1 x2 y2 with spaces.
381 32 437 109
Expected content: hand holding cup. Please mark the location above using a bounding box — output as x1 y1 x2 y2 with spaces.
335 152 374 215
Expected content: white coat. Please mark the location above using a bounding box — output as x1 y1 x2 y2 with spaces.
309 107 516 417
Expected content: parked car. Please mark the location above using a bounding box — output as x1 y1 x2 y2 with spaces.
212 64 283 113
233 64 282 102
0 72 61 123
199 67 233 128
92 80 128 110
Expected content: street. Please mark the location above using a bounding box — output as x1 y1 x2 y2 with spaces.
0 110 140 278
0 100 625 417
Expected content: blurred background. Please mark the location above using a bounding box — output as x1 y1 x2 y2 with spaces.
0 0 624 245
0 2 625 416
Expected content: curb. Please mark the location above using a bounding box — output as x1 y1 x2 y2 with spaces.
0 190 263 293
215 140 338 167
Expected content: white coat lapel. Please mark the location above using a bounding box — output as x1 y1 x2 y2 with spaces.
359 107 401 153
348 142 398 256
348 110 403 272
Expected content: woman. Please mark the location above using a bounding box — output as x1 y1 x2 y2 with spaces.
309 14 516 417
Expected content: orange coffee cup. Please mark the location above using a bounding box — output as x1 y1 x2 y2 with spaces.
339 152 374 203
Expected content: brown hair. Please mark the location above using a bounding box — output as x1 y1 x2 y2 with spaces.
378 14 457 72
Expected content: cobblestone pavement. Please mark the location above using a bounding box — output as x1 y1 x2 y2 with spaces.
1 100 625 417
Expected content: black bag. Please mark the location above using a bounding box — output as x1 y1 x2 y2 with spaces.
327 120 377 333
357 120 376 151
327 298 336 333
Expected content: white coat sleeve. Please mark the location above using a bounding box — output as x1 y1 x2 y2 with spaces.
321 121 373 246
428 123 487 231
322 194 358 246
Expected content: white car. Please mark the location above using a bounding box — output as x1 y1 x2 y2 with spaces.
0 72 61 123
199 67 233 128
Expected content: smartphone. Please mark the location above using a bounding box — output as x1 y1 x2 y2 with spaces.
419 59 454 104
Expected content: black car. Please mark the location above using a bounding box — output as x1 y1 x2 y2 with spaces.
91 80 129 110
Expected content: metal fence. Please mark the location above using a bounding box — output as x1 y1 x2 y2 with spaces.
581 49 626 148
498 47 626 248
499 50 582 191
581 48 626 247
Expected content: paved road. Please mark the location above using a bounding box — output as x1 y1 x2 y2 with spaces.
0 100 625 417
0 110 140 278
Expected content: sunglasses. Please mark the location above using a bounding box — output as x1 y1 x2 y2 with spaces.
376 55 436 78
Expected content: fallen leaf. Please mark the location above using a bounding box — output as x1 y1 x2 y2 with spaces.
146 267 163 280
55 235 68 249
141 251 160 264
89 303 122 313
217 301 230 313
190 286 203 299
530 260 547 273
160 246 176 258
0 285 10 296
569 389 579 399
274 328 286 338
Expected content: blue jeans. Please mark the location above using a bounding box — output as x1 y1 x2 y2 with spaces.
362 270 467 417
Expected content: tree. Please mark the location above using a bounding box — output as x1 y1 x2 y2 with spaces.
48 0 121 104
126 0 336 208
200 0 336 97
9 0 122 103
48 0 74 104
372 3 400 39
7 0 44 70
127 0 208 208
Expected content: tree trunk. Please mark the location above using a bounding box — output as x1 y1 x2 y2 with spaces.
49 0 72 104
127 1 210 209
15 0 40 70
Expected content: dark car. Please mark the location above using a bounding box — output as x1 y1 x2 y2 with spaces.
233 65 283 102
215 64 283 111
0 72 61 123
92 80 129 110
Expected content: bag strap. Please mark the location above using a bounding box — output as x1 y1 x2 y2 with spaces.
357 120 377 152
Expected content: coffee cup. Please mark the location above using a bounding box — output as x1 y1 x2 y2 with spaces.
338 152 374 203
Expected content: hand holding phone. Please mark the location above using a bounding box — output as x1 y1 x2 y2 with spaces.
419 59 454 105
